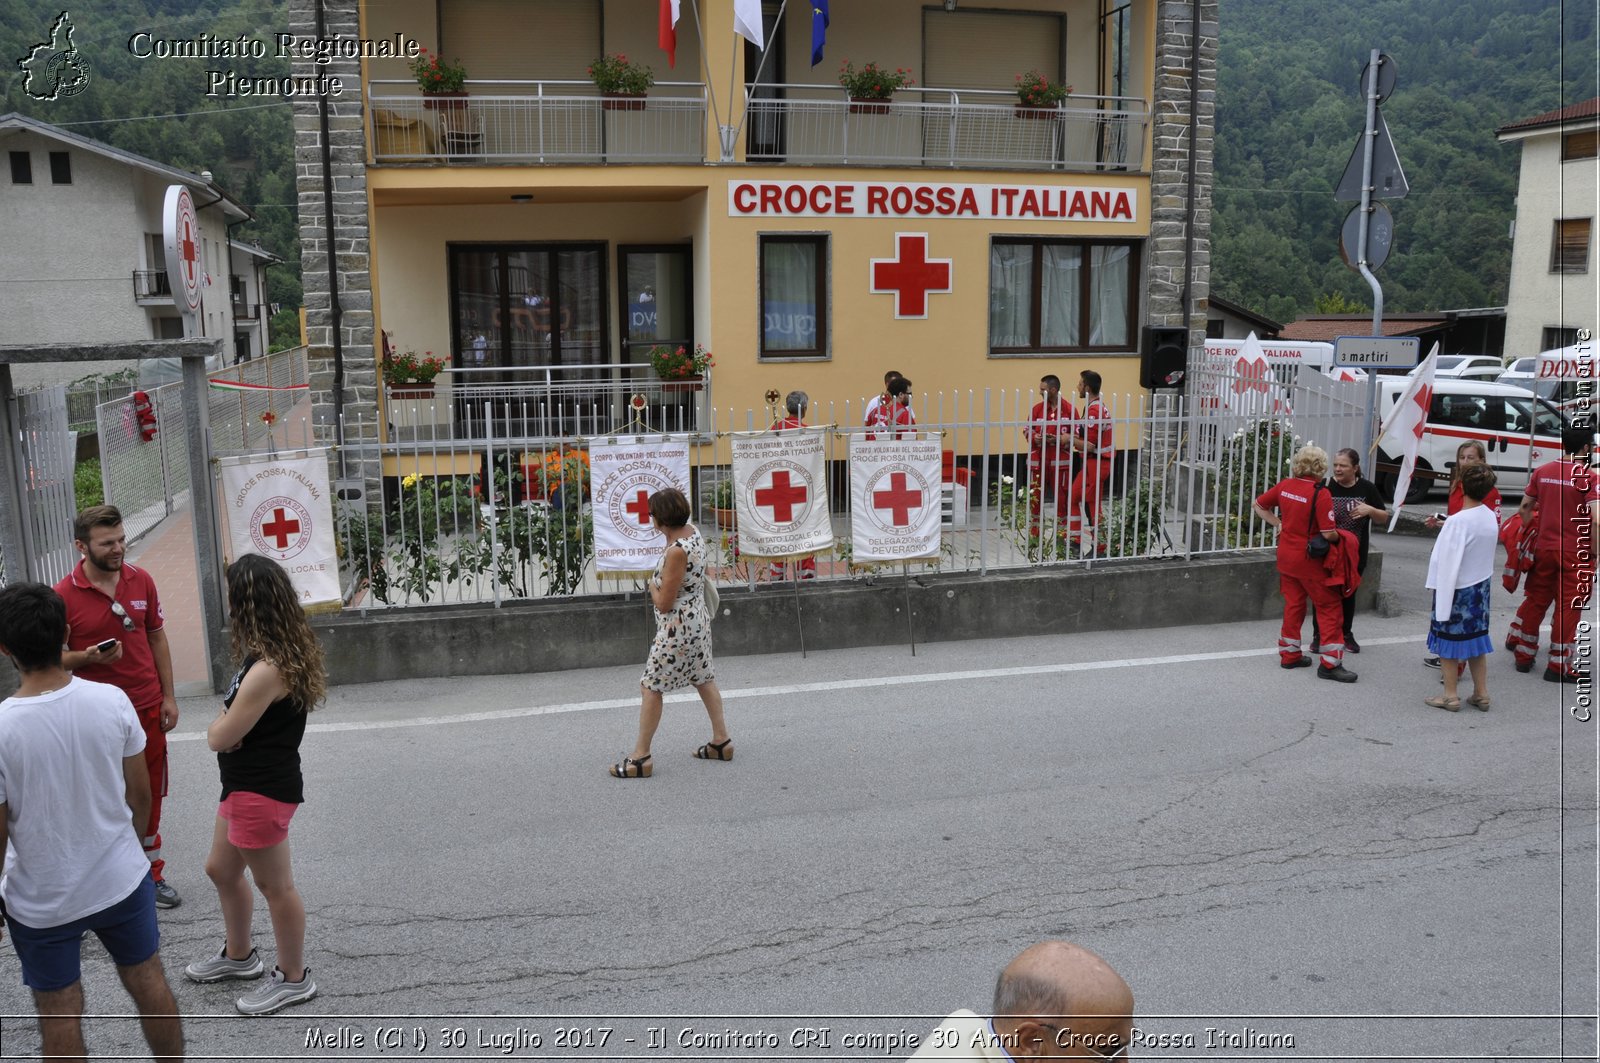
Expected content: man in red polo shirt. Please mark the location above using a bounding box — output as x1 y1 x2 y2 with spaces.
55 505 182 909
1066 369 1114 552
1025 374 1076 519
1507 426 1599 682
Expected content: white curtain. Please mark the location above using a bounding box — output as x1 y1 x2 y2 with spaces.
1040 244 1081 347
1087 244 1130 346
762 241 818 352
988 243 1032 348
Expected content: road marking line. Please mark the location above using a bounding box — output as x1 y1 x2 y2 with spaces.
168 634 1426 742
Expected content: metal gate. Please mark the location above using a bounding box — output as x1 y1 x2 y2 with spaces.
13 385 79 584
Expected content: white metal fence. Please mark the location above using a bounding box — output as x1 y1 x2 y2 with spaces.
234 375 1370 611
96 347 310 545
12 385 78 585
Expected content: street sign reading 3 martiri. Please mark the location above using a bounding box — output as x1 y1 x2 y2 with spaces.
1334 335 1419 368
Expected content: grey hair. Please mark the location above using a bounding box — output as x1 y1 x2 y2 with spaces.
993 968 1070 1020
786 390 809 416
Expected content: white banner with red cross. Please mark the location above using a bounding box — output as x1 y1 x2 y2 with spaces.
848 437 943 562
216 450 340 610
589 437 692 575
731 429 833 561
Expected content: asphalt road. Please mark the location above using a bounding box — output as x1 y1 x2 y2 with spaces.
1 530 1595 1062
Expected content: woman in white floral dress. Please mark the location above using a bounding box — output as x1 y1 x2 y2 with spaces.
609 488 733 778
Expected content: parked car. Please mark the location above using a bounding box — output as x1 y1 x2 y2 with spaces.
1497 356 1538 387
1414 354 1506 382
1375 378 1571 504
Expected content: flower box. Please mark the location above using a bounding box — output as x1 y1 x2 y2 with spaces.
602 92 647 112
423 91 469 112
661 376 703 393
1014 103 1061 120
390 384 436 399
849 98 891 116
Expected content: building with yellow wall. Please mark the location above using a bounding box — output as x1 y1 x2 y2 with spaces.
288 0 1216 465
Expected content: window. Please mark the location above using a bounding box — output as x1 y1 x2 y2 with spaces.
1543 326 1580 351
1551 218 1591 274
1205 318 1226 339
9 151 31 184
48 151 70 184
1564 130 1598 161
759 235 827 359
989 238 1139 353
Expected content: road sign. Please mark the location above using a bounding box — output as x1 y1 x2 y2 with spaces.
1358 54 1396 104
1335 112 1410 201
1334 334 1419 368
1340 202 1395 271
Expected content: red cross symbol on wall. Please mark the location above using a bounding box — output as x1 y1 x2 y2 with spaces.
754 470 808 523
260 507 302 549
872 472 923 527
870 232 952 319
625 489 652 525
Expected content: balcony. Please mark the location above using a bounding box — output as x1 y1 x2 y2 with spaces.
233 300 262 322
132 270 171 301
369 80 708 165
367 80 1147 173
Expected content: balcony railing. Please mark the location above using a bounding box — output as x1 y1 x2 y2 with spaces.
369 80 708 165
743 86 1148 172
233 301 261 321
132 270 171 299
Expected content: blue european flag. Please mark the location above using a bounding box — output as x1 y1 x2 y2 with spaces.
810 0 830 66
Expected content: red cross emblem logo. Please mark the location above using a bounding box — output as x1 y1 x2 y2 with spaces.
1411 382 1433 441
606 472 674 544
754 469 809 523
871 471 923 527
870 232 952 319
247 496 313 558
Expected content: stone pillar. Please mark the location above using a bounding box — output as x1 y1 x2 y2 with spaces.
1148 0 1218 354
289 0 380 493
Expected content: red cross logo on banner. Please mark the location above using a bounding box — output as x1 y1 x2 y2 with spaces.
755 470 808 523
870 232 952 319
260 507 302 549
871 472 922 527
1411 383 1433 440
180 217 199 288
624 489 652 525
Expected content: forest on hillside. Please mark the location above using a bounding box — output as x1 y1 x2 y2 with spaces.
1214 0 1598 324
1 0 301 349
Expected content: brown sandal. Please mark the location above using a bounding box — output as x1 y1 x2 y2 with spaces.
1424 695 1461 712
1466 693 1491 711
608 754 652 778
692 739 734 761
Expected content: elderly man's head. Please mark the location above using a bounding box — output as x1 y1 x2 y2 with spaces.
991 941 1133 1059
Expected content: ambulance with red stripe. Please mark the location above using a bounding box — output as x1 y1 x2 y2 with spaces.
1374 378 1573 504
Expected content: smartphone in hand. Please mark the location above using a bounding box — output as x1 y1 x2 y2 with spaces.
95 638 118 653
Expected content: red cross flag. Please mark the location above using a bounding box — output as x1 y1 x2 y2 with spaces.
1380 342 1440 530
589 438 691 574
217 451 340 609
849 437 943 562
1224 331 1283 417
732 428 833 561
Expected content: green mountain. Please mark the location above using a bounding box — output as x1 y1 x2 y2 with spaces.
1214 0 1598 324
2 0 301 348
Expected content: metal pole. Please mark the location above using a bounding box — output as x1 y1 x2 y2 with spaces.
1357 49 1386 460
182 344 230 691
0 365 32 581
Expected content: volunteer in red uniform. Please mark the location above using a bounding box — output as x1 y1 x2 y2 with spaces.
1506 425 1598 682
769 390 817 581
1066 370 1114 549
55 505 183 909
1024 374 1075 518
1252 445 1357 682
865 376 915 440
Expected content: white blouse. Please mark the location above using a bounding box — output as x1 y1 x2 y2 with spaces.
1425 503 1499 621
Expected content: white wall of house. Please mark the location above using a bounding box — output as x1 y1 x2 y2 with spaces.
1502 125 1599 357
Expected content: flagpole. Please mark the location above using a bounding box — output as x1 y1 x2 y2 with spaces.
728 0 789 148
685 0 723 136
902 561 918 656
791 565 807 658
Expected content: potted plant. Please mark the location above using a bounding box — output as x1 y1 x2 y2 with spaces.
536 449 591 509
1014 70 1071 117
383 348 448 398
838 59 914 114
409 47 468 109
588 53 655 110
711 475 736 530
648 343 713 390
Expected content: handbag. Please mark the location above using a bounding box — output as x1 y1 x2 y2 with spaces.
703 577 720 616
1304 485 1332 559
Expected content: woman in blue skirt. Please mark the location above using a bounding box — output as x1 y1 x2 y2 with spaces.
1424 463 1499 710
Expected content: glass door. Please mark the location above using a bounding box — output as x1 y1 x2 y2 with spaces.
619 245 694 429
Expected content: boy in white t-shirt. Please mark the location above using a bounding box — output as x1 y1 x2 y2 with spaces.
0 583 184 1059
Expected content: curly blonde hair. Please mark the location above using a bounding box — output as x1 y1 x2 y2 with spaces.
1291 445 1328 479
226 554 326 711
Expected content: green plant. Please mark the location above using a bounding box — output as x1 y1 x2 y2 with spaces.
1214 417 1300 549
648 343 714 380
1096 472 1166 558
987 474 1069 563
1015 69 1072 107
383 349 447 386
710 474 734 509
588 53 655 94
837 59 914 99
74 458 104 509
409 47 467 93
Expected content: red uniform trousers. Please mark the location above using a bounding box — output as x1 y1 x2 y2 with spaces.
136 703 170 882
1278 567 1346 669
1508 550 1594 676
1065 456 1113 544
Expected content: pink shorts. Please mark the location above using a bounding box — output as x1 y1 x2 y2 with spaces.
218 792 298 849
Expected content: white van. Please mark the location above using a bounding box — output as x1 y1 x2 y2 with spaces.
1375 378 1571 503
1201 339 1339 381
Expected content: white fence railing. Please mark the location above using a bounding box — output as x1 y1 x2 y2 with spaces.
96 347 310 545
232 378 1372 611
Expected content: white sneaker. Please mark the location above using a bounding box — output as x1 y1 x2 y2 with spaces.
235 966 318 1015
184 945 264 983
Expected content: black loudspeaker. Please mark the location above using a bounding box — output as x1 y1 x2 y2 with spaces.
1140 326 1189 389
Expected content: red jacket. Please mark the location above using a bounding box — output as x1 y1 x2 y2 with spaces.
1321 529 1363 598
